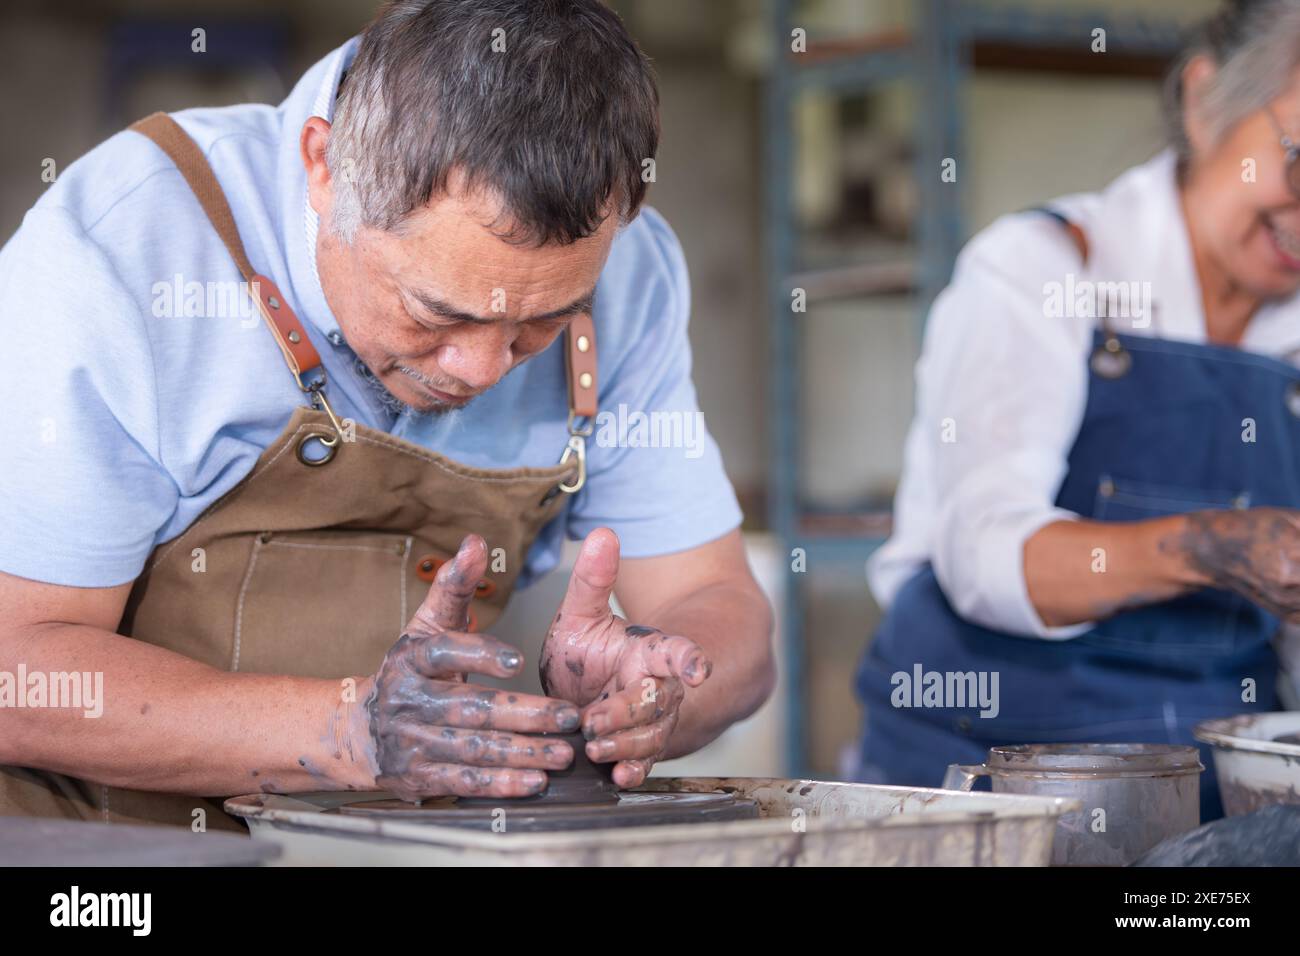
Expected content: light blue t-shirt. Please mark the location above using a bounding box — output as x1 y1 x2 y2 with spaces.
0 39 741 590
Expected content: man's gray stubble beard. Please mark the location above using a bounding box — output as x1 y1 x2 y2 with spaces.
353 353 421 417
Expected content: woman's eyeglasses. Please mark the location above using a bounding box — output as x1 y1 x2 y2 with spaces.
1266 106 1300 198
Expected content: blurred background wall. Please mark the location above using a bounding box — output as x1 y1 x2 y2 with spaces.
0 0 1220 778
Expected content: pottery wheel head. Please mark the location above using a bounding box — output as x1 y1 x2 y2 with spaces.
335 791 760 832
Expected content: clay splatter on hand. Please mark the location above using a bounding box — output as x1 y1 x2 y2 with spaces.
1167 508 1300 619
364 629 579 803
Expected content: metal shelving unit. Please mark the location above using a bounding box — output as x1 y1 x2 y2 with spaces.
764 0 1190 774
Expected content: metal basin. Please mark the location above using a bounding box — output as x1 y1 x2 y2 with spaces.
1195 713 1300 816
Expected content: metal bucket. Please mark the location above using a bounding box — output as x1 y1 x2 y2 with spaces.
1194 713 1300 816
943 743 1202 866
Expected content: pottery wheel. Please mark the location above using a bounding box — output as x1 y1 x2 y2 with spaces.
334 731 759 831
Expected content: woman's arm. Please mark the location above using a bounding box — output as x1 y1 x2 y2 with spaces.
1025 509 1300 628
1024 516 1201 627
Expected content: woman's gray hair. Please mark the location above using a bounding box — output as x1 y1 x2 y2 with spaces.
325 0 659 246
1165 0 1300 163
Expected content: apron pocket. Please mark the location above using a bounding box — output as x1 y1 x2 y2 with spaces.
1092 474 1246 521
233 529 414 678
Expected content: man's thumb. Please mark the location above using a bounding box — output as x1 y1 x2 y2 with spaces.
557 528 620 620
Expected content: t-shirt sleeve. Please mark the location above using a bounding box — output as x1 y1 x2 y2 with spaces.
565 209 743 557
0 204 178 587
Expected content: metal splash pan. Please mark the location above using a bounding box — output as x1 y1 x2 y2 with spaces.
226 776 1079 866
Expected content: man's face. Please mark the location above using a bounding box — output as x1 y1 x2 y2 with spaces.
305 124 617 414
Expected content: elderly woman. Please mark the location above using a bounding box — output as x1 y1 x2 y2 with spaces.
855 0 1300 819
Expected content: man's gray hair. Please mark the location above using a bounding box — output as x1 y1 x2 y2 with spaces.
1165 0 1300 164
326 0 659 245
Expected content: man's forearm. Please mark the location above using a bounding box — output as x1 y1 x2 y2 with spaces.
0 621 377 796
640 580 775 756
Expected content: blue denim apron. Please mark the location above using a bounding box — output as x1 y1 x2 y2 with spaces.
854 257 1299 821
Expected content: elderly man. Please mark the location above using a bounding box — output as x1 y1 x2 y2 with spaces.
0 0 773 829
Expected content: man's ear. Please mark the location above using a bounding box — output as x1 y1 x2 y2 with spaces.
1181 54 1219 157
301 116 334 219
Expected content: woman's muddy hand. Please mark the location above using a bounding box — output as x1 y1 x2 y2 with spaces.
352 534 581 802
1170 508 1300 620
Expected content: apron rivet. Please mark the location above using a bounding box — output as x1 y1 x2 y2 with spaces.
1099 477 1115 498
267 295 280 309
417 555 444 581
579 372 592 389
577 335 590 353
288 330 301 344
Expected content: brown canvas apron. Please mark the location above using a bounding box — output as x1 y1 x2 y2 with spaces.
0 113 600 830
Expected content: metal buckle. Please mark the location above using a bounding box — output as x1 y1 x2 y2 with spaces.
1089 334 1131 379
557 411 592 494
303 376 343 447
566 409 594 438
289 373 344 466
296 431 338 467
558 435 587 494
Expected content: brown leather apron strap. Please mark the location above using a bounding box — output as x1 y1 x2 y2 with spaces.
565 314 598 419
1062 221 1090 265
1039 208 1133 375
1037 206 1090 266
128 112 324 388
556 314 597 493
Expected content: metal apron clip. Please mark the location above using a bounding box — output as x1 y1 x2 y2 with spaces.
1089 300 1132 380
558 410 593 494
1033 206 1133 381
1090 333 1132 379
303 377 344 445
294 375 346 467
